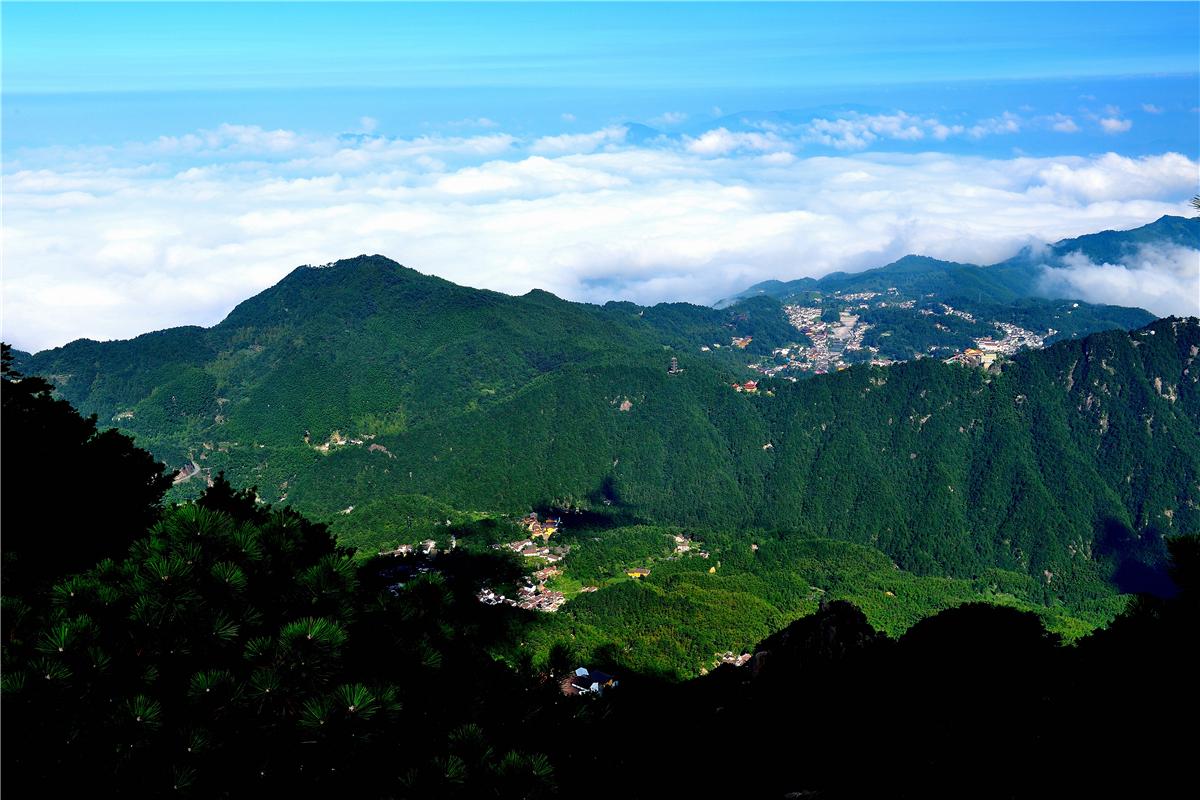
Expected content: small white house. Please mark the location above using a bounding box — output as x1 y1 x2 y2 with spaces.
571 667 617 695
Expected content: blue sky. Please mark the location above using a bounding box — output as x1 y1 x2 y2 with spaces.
2 2 1198 350
5 2 1198 152
6 2 1198 92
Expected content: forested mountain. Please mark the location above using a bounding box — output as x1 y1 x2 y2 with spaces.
1008 212 1200 267
722 213 1198 307
287 315 1200 605
14 257 791 466
26 213 1194 462
5 244 1199 794
13 238 1198 613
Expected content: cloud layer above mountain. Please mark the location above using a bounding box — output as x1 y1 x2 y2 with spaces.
3 124 1196 350
1040 244 1200 318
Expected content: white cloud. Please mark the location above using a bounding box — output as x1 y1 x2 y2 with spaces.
1099 117 1133 134
3 124 1196 351
968 112 1022 139
804 112 937 150
1142 104 1164 115
1049 114 1080 133
769 110 1029 150
930 123 967 141
560 112 576 123
1031 152 1195 203
1038 244 1200 318
684 128 791 156
530 126 628 155
432 156 629 197
359 116 379 133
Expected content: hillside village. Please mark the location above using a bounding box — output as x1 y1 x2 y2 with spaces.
479 513 573 612
470 519 722 615
730 288 1055 380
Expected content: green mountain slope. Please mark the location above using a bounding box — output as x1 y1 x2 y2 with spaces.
17 255 787 492
15 248 1198 607
289 316 1199 601
1031 213 1200 265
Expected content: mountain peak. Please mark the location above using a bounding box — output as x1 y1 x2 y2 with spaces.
321 254 402 270
279 253 461 290
290 253 410 278
216 254 469 335
879 254 967 272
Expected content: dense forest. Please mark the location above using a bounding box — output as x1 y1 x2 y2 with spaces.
10 222 1199 639
274 314 1200 611
516 524 1124 678
3 347 1196 798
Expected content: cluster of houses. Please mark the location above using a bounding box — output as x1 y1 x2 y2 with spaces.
715 651 753 668
561 667 618 696
770 304 871 375
519 512 561 541
671 534 709 558
943 319 1046 369
305 430 398 457
478 583 566 613
477 512 577 610
978 321 1046 354
731 336 753 349
496 538 568 563
306 429 378 452
478 564 567 613
731 380 759 393
377 537 450 558
742 293 1056 381
839 290 883 303
933 303 976 323
944 347 997 370
492 512 570 561
516 583 566 612
534 566 561 582
173 460 204 485
918 303 1047 361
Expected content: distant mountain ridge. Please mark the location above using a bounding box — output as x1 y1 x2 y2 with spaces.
719 214 1198 308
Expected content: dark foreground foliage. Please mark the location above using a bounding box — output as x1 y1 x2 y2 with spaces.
1 479 557 797
556 558 1198 798
1 345 171 594
3 344 1196 798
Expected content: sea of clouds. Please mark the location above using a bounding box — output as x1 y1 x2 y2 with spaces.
2 121 1197 351
1039 244 1200 318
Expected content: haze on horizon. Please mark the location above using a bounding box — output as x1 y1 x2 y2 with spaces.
2 1 1198 353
